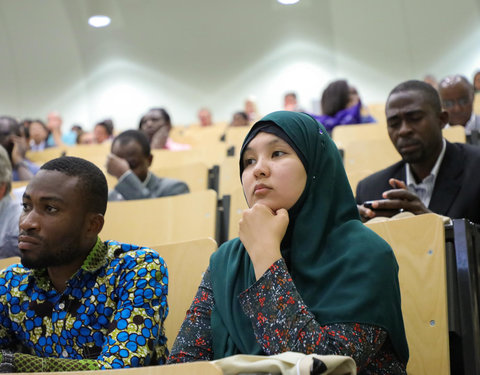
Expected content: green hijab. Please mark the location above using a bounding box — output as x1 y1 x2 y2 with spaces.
209 111 409 363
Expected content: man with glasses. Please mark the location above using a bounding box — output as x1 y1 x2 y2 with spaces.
439 75 480 145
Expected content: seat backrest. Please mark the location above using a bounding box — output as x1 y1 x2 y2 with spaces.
443 125 466 143
153 238 217 350
0 256 20 270
101 190 218 247
366 214 450 375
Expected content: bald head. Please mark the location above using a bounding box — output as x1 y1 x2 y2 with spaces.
438 75 474 126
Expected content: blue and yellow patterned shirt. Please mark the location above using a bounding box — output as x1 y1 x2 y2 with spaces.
0 238 168 372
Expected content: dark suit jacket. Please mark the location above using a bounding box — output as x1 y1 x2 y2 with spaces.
356 141 480 224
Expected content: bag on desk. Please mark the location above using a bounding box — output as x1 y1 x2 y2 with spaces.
212 351 356 375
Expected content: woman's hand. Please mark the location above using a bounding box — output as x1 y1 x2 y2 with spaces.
239 203 289 280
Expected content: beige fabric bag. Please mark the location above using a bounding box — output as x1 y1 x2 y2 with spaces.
212 351 356 375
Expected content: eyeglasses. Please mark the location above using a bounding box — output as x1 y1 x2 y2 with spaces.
443 97 471 109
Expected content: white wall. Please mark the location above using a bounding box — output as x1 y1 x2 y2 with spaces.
1 0 480 131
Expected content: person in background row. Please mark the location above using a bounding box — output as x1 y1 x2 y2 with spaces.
28 119 50 151
423 74 439 90
356 80 480 224
473 71 480 93
93 119 114 144
244 97 261 123
0 145 22 259
283 92 304 112
0 116 39 181
139 108 190 151
45 111 77 147
168 111 408 374
230 111 250 127
0 156 168 372
197 108 213 127
312 79 375 133
438 75 480 144
107 130 189 201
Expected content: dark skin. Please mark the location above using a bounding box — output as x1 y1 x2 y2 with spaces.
0 119 33 181
106 139 153 182
19 170 104 292
358 90 449 221
140 109 171 149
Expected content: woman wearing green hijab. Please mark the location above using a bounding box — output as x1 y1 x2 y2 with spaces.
168 111 408 374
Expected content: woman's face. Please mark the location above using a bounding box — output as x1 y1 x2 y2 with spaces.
241 132 306 212
140 110 168 139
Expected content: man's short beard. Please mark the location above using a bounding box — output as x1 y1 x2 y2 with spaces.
21 246 82 270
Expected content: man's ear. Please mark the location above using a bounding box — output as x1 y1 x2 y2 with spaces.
148 154 153 167
86 213 105 237
439 110 449 129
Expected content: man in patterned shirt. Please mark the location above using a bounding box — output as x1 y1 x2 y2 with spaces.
0 156 168 372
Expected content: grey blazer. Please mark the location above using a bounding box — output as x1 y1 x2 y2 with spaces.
108 171 190 201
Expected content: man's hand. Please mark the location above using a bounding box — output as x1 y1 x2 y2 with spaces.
11 135 28 166
239 203 289 280
357 178 431 221
106 154 130 179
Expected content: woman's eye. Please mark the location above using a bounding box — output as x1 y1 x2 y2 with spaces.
272 150 286 157
243 158 256 167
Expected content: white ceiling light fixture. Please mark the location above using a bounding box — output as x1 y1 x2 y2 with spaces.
88 15 111 28
277 0 300 4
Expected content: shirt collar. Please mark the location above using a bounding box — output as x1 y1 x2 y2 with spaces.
143 171 152 187
31 237 108 289
464 113 476 135
405 138 446 185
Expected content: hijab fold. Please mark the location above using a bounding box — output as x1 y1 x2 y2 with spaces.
210 111 408 364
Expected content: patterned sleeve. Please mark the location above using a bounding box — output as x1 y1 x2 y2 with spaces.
4 250 169 372
167 268 214 363
239 258 388 370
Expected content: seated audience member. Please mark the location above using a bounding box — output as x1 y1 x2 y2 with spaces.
28 119 50 151
0 145 22 259
77 130 95 144
45 111 77 147
197 108 213 127
93 119 114 144
107 130 189 201
230 111 250 127
473 71 480 93
0 116 39 181
0 156 168 372
244 97 261 123
423 74 439 90
312 79 375 132
139 108 190 151
356 80 480 224
438 75 480 144
283 91 304 112
168 111 409 374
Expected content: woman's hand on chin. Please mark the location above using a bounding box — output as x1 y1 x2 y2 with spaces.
239 203 289 280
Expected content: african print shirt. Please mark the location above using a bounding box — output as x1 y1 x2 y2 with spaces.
168 259 406 375
0 238 168 372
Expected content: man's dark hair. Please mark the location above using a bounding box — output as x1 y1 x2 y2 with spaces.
285 92 297 100
321 80 350 116
138 108 171 128
388 80 442 113
95 119 114 136
41 157 108 215
112 130 151 157
234 111 249 121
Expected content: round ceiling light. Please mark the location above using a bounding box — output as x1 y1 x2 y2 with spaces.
88 15 111 28
278 0 300 4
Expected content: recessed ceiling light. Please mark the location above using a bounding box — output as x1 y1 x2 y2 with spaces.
88 15 111 28
278 0 300 4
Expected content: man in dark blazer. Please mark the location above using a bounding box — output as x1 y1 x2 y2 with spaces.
356 80 480 224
